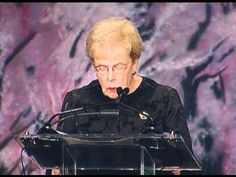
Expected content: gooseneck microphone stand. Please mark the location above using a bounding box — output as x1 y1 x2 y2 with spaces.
37 102 119 134
115 87 156 131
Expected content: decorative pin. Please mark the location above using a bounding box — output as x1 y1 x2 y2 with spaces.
139 111 149 120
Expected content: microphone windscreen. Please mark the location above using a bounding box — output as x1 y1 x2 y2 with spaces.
123 87 129 96
117 87 123 95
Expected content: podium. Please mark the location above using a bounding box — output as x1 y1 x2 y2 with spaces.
16 133 202 175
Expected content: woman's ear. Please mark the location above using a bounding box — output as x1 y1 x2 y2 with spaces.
132 59 139 73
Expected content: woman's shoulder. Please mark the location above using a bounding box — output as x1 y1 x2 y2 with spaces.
141 76 180 103
142 76 177 94
66 80 100 98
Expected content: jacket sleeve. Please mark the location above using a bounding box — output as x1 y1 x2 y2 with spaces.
163 88 193 152
56 91 77 133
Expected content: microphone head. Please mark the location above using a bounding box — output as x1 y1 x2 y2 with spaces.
123 87 129 96
117 87 123 95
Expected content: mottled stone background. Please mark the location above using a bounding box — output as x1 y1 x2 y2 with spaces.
0 2 236 175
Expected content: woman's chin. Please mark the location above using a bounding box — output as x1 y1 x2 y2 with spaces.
105 93 118 100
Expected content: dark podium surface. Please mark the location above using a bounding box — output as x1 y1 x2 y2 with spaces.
16 133 202 175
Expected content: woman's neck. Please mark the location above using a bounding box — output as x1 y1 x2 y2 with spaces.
128 75 143 94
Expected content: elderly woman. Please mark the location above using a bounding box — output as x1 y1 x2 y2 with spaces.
53 17 193 175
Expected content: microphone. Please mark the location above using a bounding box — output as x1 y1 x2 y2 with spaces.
37 100 117 134
37 109 119 134
116 87 129 103
51 109 119 128
115 87 155 131
117 87 123 96
123 87 129 96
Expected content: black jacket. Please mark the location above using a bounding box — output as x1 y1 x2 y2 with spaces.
57 76 192 151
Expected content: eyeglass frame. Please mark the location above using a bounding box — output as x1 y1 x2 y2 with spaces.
94 62 132 75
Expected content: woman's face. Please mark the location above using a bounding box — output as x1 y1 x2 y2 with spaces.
93 43 138 99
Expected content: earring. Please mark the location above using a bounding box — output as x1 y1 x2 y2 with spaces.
132 71 136 76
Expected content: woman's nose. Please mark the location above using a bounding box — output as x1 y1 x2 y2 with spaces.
106 68 115 81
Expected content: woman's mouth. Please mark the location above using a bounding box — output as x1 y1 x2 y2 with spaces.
107 87 117 93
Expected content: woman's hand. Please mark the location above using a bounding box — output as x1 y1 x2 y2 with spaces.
51 168 61 175
170 166 181 175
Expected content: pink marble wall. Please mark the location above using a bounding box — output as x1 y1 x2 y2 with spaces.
0 3 235 174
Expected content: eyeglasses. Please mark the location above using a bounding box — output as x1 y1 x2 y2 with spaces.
94 63 129 75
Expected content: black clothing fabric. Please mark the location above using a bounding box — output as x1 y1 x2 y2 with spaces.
57 76 192 151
